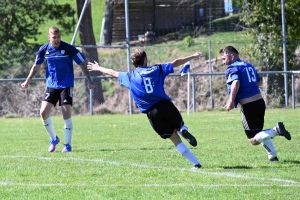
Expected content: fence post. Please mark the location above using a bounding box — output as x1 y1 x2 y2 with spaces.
281 0 289 107
192 76 196 112
292 73 295 109
125 0 132 114
208 40 214 109
89 89 93 115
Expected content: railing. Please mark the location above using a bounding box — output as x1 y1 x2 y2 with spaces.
1 70 299 117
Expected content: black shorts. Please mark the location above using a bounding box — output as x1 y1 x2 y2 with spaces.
240 98 266 139
146 100 184 139
42 87 73 107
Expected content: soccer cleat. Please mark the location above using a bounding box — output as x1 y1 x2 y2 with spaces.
181 129 197 147
194 164 202 168
268 157 279 162
274 122 291 140
48 136 60 152
191 164 202 170
61 144 72 153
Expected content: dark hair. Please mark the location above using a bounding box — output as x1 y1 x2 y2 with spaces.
131 48 147 67
221 46 239 55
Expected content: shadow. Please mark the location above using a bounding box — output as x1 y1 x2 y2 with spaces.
75 146 174 153
222 165 252 169
282 160 300 164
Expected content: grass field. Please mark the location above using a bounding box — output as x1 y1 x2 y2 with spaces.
0 109 299 199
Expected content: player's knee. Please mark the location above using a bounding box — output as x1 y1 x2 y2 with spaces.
40 111 48 120
249 138 260 145
40 111 46 120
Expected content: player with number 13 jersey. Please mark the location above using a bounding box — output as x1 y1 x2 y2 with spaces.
225 59 261 108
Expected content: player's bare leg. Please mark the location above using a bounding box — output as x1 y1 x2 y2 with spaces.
40 101 59 152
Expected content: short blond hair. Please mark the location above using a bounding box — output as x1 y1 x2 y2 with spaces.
49 26 60 35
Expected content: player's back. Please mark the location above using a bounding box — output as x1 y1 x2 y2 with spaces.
131 65 168 100
234 60 261 98
125 64 173 113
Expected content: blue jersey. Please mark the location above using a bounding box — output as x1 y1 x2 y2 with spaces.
225 59 261 107
118 63 174 113
36 41 85 89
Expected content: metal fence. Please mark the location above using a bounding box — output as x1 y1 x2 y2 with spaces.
1 42 300 117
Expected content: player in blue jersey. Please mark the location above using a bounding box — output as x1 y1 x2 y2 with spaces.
21 27 95 153
87 48 204 169
220 46 291 162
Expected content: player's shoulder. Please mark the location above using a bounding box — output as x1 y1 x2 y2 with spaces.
226 65 238 73
60 41 75 49
150 63 162 69
38 42 50 51
152 62 171 71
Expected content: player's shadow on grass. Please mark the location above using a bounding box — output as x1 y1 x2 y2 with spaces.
77 146 174 152
282 160 300 164
222 166 252 169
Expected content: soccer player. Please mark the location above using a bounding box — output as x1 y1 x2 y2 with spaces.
21 26 95 153
87 49 204 169
219 46 291 161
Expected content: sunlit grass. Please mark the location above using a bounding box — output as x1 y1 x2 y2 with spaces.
0 109 299 199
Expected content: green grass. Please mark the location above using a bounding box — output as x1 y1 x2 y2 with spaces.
97 31 252 70
27 0 105 45
0 109 299 199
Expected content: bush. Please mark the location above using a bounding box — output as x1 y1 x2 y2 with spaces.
183 36 194 47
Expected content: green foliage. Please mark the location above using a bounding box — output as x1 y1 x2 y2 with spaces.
235 0 300 71
0 0 73 46
183 36 194 47
232 0 300 102
101 80 115 100
209 14 242 32
0 45 38 76
0 0 74 70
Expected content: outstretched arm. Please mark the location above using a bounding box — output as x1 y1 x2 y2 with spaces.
171 52 204 68
87 61 119 78
21 56 42 88
79 60 95 89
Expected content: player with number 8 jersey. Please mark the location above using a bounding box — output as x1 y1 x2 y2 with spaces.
87 48 204 169
119 64 172 113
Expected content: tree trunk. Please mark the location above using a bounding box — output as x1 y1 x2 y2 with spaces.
100 0 114 45
76 0 104 106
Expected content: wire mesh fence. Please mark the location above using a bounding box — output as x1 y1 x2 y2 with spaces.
1 42 300 117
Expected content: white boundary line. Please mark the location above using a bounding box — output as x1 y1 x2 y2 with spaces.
1 155 300 187
0 182 299 187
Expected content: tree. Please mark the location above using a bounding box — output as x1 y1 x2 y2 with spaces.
101 0 114 45
234 0 300 106
0 0 74 71
76 0 104 105
0 0 73 46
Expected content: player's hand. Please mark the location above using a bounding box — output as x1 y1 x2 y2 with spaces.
87 61 100 72
223 100 234 111
193 52 205 58
21 80 29 88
